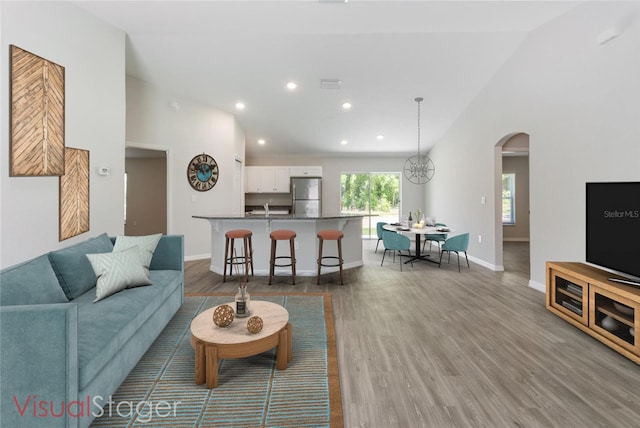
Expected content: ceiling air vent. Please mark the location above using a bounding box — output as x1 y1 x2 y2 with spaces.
320 79 341 90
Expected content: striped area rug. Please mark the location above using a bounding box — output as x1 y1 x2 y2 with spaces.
91 293 343 427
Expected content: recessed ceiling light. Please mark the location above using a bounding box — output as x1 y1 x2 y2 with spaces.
235 102 245 110
342 102 352 110
376 135 384 140
340 140 348 145
286 81 297 90
258 139 266 145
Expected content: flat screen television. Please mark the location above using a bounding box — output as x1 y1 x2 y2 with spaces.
586 182 640 286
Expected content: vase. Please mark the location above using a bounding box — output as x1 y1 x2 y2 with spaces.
235 285 250 318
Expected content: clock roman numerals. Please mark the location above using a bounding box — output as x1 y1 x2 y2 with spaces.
187 153 219 191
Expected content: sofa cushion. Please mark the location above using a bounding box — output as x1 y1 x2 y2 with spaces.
113 234 162 276
87 246 152 302
73 269 182 390
0 255 69 306
48 233 114 300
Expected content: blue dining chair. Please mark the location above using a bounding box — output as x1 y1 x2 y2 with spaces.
438 233 470 272
375 222 388 253
422 222 448 254
381 231 413 271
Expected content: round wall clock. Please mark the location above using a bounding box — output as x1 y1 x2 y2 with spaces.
187 153 219 191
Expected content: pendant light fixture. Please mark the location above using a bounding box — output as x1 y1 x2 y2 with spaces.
403 97 435 184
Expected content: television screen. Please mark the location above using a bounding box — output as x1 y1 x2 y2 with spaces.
586 182 640 282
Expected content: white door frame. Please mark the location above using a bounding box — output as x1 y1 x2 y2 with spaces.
125 142 172 234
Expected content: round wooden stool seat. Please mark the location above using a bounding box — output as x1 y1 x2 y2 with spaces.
317 230 344 240
269 229 297 285
225 229 252 239
223 229 254 282
316 229 344 285
270 229 296 240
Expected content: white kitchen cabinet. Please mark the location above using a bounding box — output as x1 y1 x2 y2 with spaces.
289 166 323 177
273 167 290 192
245 166 291 193
245 167 262 193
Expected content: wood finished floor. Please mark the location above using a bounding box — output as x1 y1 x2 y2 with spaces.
185 241 640 428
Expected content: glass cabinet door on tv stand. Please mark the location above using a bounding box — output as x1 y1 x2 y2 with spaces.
589 285 638 356
548 267 588 326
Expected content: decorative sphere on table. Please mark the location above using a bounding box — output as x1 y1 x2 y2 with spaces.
212 304 234 327
247 316 263 334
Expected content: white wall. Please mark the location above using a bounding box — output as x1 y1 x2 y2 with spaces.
425 2 640 289
246 154 425 220
126 76 245 259
0 2 125 268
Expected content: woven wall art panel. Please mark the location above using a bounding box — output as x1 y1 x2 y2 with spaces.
59 148 90 241
10 45 65 176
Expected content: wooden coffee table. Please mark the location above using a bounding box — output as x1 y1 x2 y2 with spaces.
190 300 292 388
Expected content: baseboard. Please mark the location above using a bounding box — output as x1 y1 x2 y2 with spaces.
185 253 211 262
528 280 545 293
467 254 504 272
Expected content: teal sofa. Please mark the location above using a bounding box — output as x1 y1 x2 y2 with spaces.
0 233 184 428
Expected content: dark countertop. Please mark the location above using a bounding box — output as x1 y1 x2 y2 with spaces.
193 214 368 220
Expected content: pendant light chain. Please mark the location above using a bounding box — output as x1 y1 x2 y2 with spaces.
416 96 422 156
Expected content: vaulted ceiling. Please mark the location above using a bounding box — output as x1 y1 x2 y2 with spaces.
76 1 578 157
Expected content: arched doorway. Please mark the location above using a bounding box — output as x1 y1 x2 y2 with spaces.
494 133 530 281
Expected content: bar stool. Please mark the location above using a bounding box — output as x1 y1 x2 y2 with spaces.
316 229 344 285
269 229 297 285
223 229 254 282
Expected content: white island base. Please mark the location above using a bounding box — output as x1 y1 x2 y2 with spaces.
196 216 364 277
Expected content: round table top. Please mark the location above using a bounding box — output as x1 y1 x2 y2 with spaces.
382 224 453 235
190 300 289 345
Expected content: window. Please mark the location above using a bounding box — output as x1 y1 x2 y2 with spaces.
340 173 400 238
502 173 516 225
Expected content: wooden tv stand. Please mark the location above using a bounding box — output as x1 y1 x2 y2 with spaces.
546 261 640 364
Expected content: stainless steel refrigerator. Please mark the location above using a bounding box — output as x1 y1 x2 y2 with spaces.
291 177 322 216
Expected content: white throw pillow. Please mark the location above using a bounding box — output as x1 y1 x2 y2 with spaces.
87 246 151 302
113 234 162 275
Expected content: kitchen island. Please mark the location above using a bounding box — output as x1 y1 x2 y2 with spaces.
193 214 366 278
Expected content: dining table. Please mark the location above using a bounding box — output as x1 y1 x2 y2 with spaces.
382 223 453 264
